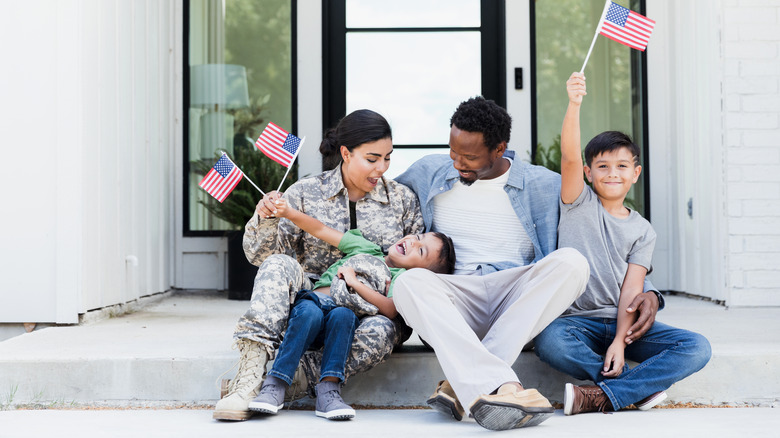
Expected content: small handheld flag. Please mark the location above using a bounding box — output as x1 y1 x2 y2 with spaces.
581 1 656 72
198 154 244 202
255 122 302 168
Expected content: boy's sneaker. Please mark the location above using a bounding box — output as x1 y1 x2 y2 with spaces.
635 391 667 411
563 383 613 415
248 375 287 414
315 381 355 420
426 380 464 421
469 384 555 431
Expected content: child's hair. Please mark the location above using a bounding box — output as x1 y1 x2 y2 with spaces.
583 131 641 167
429 232 457 275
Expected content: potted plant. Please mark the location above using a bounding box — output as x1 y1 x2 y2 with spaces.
193 98 297 299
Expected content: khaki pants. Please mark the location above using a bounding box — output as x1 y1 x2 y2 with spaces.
393 248 589 411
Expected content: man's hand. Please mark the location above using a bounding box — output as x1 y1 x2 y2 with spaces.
625 292 659 344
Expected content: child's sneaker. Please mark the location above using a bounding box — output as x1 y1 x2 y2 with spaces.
635 391 667 411
248 375 286 414
315 381 355 420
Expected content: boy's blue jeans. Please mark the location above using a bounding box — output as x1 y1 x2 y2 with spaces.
534 316 711 410
267 290 359 386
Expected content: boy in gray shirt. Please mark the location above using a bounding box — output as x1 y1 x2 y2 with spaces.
533 72 711 415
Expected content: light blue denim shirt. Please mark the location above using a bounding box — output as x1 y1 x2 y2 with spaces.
395 150 663 308
395 150 561 274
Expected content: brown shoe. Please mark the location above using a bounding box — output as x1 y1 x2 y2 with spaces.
470 385 555 431
563 383 613 415
426 380 465 421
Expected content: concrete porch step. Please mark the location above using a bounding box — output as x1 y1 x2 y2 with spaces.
1 290 778 408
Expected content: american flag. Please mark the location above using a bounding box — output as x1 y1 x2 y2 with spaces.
599 2 655 51
255 122 302 168
198 154 243 203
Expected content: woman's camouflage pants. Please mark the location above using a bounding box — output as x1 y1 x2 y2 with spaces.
233 254 411 379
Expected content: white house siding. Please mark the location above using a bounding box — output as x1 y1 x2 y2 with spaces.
649 0 780 307
0 0 178 323
721 0 780 306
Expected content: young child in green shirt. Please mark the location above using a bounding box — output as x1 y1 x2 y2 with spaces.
248 197 455 420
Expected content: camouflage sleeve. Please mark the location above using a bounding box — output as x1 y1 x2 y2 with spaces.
242 212 281 267
242 184 305 267
399 184 425 235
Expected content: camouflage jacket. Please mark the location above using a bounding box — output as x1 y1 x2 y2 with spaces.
243 165 424 279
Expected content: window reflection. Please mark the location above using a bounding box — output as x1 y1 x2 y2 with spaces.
347 32 481 146
346 0 480 28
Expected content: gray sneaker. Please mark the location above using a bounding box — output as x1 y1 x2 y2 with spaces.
315 381 355 420
248 375 287 414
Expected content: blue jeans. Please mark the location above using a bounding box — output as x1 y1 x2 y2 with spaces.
267 290 359 385
534 316 711 410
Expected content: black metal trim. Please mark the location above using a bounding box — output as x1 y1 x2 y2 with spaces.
323 0 506 153
529 0 538 160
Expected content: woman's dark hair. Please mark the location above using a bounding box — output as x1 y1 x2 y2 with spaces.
449 96 512 151
583 131 641 167
430 231 457 275
320 109 392 171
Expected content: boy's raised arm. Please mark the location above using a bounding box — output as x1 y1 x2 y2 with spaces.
273 199 345 248
560 72 587 204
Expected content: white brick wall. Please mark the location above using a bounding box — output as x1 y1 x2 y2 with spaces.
722 0 780 306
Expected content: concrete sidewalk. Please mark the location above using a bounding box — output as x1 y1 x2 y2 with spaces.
1 407 778 438
1 289 779 408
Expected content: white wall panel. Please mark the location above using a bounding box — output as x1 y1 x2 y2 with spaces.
0 0 177 323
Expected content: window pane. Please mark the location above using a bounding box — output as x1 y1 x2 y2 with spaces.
346 0 480 28
534 0 646 215
384 148 448 180
188 0 292 232
346 31 481 146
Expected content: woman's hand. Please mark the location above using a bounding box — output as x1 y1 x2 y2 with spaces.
255 191 283 219
602 342 626 378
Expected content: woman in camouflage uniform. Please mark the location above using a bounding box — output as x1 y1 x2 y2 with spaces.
214 109 424 421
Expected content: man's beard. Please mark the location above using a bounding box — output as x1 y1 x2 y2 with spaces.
459 176 475 186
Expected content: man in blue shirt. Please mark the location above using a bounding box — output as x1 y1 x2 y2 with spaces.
394 96 664 431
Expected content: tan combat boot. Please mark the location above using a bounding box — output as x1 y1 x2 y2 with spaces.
213 339 269 421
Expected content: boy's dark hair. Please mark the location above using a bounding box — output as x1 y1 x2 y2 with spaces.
449 96 512 151
429 232 457 275
583 131 641 167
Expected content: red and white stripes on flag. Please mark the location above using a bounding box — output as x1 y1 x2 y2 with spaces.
598 1 655 51
255 122 302 168
199 154 243 202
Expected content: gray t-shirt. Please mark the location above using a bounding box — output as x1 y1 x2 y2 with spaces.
558 186 656 318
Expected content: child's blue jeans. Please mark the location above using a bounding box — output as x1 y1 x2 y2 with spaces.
534 316 711 410
267 290 359 385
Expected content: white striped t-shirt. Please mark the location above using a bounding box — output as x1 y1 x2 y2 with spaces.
432 160 534 272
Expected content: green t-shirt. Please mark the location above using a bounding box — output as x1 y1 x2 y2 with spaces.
313 229 405 297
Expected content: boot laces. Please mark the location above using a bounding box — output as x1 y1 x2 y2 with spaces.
228 340 265 397
580 386 610 413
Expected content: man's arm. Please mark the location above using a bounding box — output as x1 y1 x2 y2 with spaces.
560 72 587 204
274 199 344 248
625 282 662 344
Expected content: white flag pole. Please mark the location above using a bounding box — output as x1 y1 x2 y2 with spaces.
218 151 265 196
580 0 612 73
275 136 306 194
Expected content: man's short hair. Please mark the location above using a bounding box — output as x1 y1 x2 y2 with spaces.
450 96 512 151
